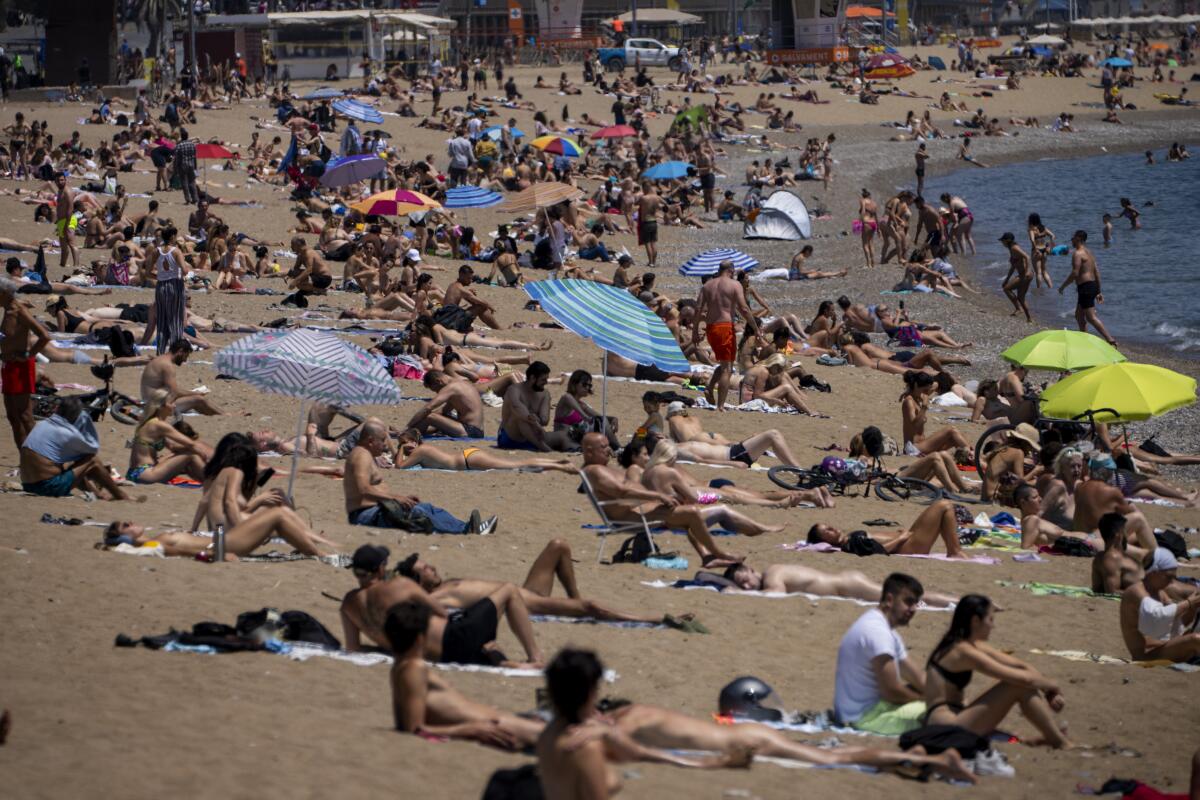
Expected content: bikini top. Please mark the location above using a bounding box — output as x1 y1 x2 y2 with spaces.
932 658 973 691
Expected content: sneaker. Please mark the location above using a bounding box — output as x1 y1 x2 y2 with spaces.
971 749 1015 778
478 515 499 536
467 509 482 534
480 390 503 408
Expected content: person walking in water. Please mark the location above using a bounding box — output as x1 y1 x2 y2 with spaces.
914 143 929 197
999 232 1033 323
1060 230 1116 346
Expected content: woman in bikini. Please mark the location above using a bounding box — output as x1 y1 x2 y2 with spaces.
940 194 976 255
45 296 147 337
5 112 30 181
125 401 208 485
394 432 576 473
646 440 831 509
1026 213 1055 288
554 369 619 449
924 594 1073 748
900 370 969 456
738 354 820 416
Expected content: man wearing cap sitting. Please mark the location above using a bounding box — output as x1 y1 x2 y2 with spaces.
1119 548 1200 662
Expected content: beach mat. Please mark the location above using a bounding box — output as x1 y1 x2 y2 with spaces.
1029 649 1199 673
781 541 1000 565
640 579 953 610
996 580 1119 601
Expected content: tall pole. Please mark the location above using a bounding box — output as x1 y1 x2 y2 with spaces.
188 0 197 88
631 0 639 36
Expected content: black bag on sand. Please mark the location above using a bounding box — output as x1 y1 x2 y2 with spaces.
611 532 654 564
1051 537 1096 558
433 304 475 333
481 764 543 800
1155 530 1188 561
378 499 435 533
106 326 138 359
899 724 989 759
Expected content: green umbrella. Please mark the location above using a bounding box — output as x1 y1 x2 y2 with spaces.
1039 362 1197 423
1001 329 1126 371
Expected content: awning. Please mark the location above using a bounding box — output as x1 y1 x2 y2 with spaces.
266 10 455 29
845 5 894 18
613 9 703 25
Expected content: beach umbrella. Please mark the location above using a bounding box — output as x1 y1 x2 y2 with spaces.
524 279 690 426
530 135 583 157
679 248 759 277
444 185 504 209
865 53 915 79
351 189 440 216
1028 34 1066 45
642 161 695 180
332 98 385 125
215 329 402 498
1102 57 1134 67
1001 330 1126 372
500 182 584 213
319 154 388 188
482 124 526 142
1039 362 1197 423
591 124 637 139
195 143 234 160
302 87 343 101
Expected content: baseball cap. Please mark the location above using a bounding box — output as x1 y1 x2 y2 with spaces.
349 544 390 573
666 401 687 417
405 248 421 262
1145 547 1179 574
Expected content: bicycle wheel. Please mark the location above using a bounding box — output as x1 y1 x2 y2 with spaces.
110 397 144 425
973 423 1016 483
874 476 942 505
768 466 831 492
938 488 987 505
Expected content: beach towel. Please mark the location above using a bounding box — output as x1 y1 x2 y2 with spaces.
640 579 954 610
692 397 801 415
1029 648 1199 672
996 581 1119 601
285 642 620 680
781 541 1000 565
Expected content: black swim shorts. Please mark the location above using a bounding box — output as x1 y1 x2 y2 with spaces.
700 173 716 190
637 219 658 245
729 442 754 466
311 273 333 290
462 423 485 439
441 598 499 665
634 363 670 382
1076 280 1100 310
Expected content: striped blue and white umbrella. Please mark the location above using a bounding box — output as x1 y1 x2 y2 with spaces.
482 124 526 142
525 279 689 375
444 185 504 209
678 248 759 277
216 329 401 497
332 98 385 124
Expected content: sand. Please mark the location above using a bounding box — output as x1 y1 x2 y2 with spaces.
1 37 1199 799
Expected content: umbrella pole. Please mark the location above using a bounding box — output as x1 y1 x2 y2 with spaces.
286 399 307 502
600 352 608 440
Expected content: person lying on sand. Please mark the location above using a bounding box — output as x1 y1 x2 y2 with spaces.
807 499 966 558
397 538 691 626
722 561 958 607
101 512 334 559
393 427 577 473
341 549 543 668
670 425 803 469
1120 549 1200 663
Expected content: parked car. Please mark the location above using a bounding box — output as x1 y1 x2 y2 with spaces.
598 38 682 71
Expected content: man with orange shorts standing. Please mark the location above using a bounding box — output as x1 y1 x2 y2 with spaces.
692 260 761 411
1 277 52 448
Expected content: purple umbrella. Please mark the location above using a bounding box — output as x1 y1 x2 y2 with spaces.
319 154 388 188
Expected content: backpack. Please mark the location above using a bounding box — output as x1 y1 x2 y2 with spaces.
841 530 887 557
107 326 138 359
1050 536 1095 558
377 499 435 533
899 724 990 759
280 610 342 649
481 765 544 800
611 532 654 564
895 325 924 348
432 304 475 333
1154 529 1188 561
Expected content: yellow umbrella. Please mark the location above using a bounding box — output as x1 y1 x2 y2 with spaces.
351 189 440 217
1039 362 1197 423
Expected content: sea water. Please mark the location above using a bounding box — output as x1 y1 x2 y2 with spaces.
934 150 1200 358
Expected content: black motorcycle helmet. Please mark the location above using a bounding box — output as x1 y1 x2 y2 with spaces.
717 676 784 722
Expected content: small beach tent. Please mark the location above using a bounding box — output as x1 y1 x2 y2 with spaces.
743 191 812 241
927 56 947 70
1027 34 1066 45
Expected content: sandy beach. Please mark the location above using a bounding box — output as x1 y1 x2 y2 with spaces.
1 37 1199 799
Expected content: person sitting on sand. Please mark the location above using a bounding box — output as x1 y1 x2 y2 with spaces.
1092 512 1155 595
723 561 958 607
343 552 543 667
101 514 333 559
979 422 1041 502
499 361 576 452
398 538 688 626
393 427 576 473
807 500 966 558
1078 455 1190 551
443 264 503 329
580 433 742 568
833 573 928 734
124 400 207 485
1119 548 1200 663
405 370 489 439
900 371 970 456
1014 485 1101 551
139 341 224 416
923 594 1074 748
344 420 497 534
18 397 134 500
645 439 832 511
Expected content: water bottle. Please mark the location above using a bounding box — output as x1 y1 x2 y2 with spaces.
213 524 226 563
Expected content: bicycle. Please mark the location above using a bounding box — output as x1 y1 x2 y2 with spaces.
768 461 945 505
32 359 143 425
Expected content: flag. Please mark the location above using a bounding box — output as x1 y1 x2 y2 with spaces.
277 135 297 174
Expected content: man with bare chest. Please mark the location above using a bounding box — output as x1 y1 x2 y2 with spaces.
692 261 760 410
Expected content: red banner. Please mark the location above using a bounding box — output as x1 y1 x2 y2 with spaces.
507 0 524 39
766 47 851 65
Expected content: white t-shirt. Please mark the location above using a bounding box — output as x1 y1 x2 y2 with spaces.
1138 596 1181 641
834 608 908 723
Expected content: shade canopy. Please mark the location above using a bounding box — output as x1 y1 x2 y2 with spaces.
642 160 694 180
319 155 388 187
500 182 583 212
332 98 385 124
679 248 759 277
530 135 583 157
613 8 702 25
1001 330 1126 371
351 189 440 216
195 143 234 159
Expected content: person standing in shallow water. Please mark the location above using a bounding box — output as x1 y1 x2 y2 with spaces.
1060 230 1116 346
999 232 1033 323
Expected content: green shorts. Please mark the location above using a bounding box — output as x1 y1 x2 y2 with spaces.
851 699 926 736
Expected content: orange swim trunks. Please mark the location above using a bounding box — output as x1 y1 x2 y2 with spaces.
705 321 736 363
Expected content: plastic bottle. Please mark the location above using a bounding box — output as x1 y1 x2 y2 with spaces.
213 524 226 563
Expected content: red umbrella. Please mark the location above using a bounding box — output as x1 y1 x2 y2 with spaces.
591 124 637 140
195 143 235 159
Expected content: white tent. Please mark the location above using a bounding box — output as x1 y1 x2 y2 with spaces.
1028 34 1066 45
743 191 811 241
1033 22 1062 30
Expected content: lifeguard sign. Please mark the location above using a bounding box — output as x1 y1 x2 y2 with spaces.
766 47 850 64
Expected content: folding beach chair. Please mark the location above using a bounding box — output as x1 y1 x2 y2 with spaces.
578 470 659 563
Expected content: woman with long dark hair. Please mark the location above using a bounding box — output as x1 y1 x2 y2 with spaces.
924 594 1073 748
900 370 969 456
140 226 188 354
